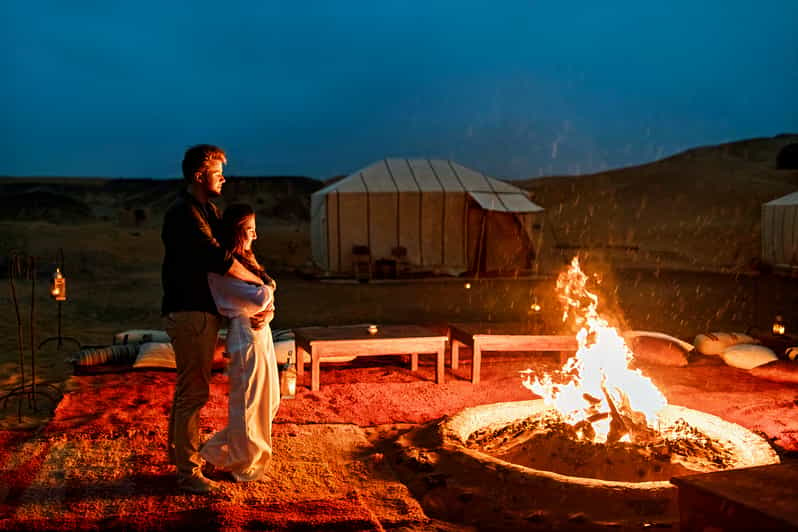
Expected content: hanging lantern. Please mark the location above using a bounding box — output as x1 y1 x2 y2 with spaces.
772 315 786 336
50 267 66 301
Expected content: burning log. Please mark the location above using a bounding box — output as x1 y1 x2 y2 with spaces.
601 382 658 444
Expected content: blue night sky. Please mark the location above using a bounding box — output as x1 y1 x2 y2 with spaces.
3 1 797 180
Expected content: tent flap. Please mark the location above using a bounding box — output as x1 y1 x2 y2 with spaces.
467 191 542 213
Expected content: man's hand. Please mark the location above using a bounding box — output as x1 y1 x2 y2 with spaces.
250 307 275 330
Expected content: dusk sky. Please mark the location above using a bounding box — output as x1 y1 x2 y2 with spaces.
3 1 797 180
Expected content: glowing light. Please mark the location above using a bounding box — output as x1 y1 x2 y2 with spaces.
464 282 471 289
521 257 667 443
50 268 66 301
773 315 786 336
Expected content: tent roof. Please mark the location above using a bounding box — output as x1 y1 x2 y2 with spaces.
765 190 798 206
313 158 543 213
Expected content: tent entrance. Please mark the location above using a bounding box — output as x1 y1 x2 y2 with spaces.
467 206 537 276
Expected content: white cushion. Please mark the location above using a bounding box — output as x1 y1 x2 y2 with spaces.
115 329 170 345
721 344 778 370
694 332 757 356
133 342 176 369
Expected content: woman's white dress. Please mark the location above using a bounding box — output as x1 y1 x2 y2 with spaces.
201 273 280 482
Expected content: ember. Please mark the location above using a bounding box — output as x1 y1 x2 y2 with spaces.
466 412 740 482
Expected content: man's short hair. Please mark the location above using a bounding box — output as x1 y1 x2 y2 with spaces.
181 144 227 182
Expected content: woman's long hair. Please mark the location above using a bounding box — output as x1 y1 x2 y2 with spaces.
221 203 273 285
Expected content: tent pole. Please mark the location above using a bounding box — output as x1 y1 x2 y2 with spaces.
534 214 544 275
474 212 487 279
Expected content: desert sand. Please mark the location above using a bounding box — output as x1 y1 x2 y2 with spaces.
1 134 797 529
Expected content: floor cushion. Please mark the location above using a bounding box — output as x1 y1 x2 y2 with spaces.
114 329 170 345
623 331 693 367
75 344 139 367
721 343 778 370
694 332 757 356
133 342 228 371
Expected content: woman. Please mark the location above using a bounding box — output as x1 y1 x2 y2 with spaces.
200 203 280 482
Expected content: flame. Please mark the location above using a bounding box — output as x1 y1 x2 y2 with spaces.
522 257 667 443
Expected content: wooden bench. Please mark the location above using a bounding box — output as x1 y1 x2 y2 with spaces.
293 325 448 391
671 462 798 531
448 322 578 385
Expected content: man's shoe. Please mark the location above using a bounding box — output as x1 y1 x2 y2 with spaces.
177 473 219 494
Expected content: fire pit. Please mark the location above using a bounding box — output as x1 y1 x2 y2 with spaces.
393 258 780 528
435 400 776 524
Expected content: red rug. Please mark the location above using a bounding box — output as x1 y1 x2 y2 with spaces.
1 353 797 530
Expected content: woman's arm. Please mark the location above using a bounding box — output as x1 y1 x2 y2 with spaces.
208 273 273 317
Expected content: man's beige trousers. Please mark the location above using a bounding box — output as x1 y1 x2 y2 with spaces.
164 311 222 478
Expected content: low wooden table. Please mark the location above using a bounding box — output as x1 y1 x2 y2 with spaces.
293 325 448 391
671 462 798 531
448 322 578 385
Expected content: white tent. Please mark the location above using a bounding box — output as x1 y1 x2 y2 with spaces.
311 158 544 275
762 190 798 269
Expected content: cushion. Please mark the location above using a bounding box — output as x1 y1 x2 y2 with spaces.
720 343 778 370
133 342 228 371
623 331 693 367
114 329 170 345
749 360 798 384
694 332 757 356
75 344 139 367
133 342 176 369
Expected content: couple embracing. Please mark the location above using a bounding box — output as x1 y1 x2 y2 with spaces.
161 144 280 494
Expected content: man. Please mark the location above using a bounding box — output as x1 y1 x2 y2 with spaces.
161 144 264 494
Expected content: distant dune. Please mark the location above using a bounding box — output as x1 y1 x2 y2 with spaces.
512 134 798 271
2 136 797 272
0 176 324 225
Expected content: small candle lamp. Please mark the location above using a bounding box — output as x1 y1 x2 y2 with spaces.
464 282 471 290
50 267 66 301
772 315 786 336
280 350 297 398
368 324 378 335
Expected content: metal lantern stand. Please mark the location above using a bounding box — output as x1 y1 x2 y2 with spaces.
0 253 61 422
38 248 80 352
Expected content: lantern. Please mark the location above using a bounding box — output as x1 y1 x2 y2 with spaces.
50 267 66 301
280 350 297 398
772 315 786 336
368 324 378 335
464 282 471 290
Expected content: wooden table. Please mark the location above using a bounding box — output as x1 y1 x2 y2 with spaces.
293 325 448 391
448 322 578 385
671 462 798 531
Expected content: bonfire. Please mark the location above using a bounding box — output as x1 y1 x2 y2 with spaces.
521 256 667 444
